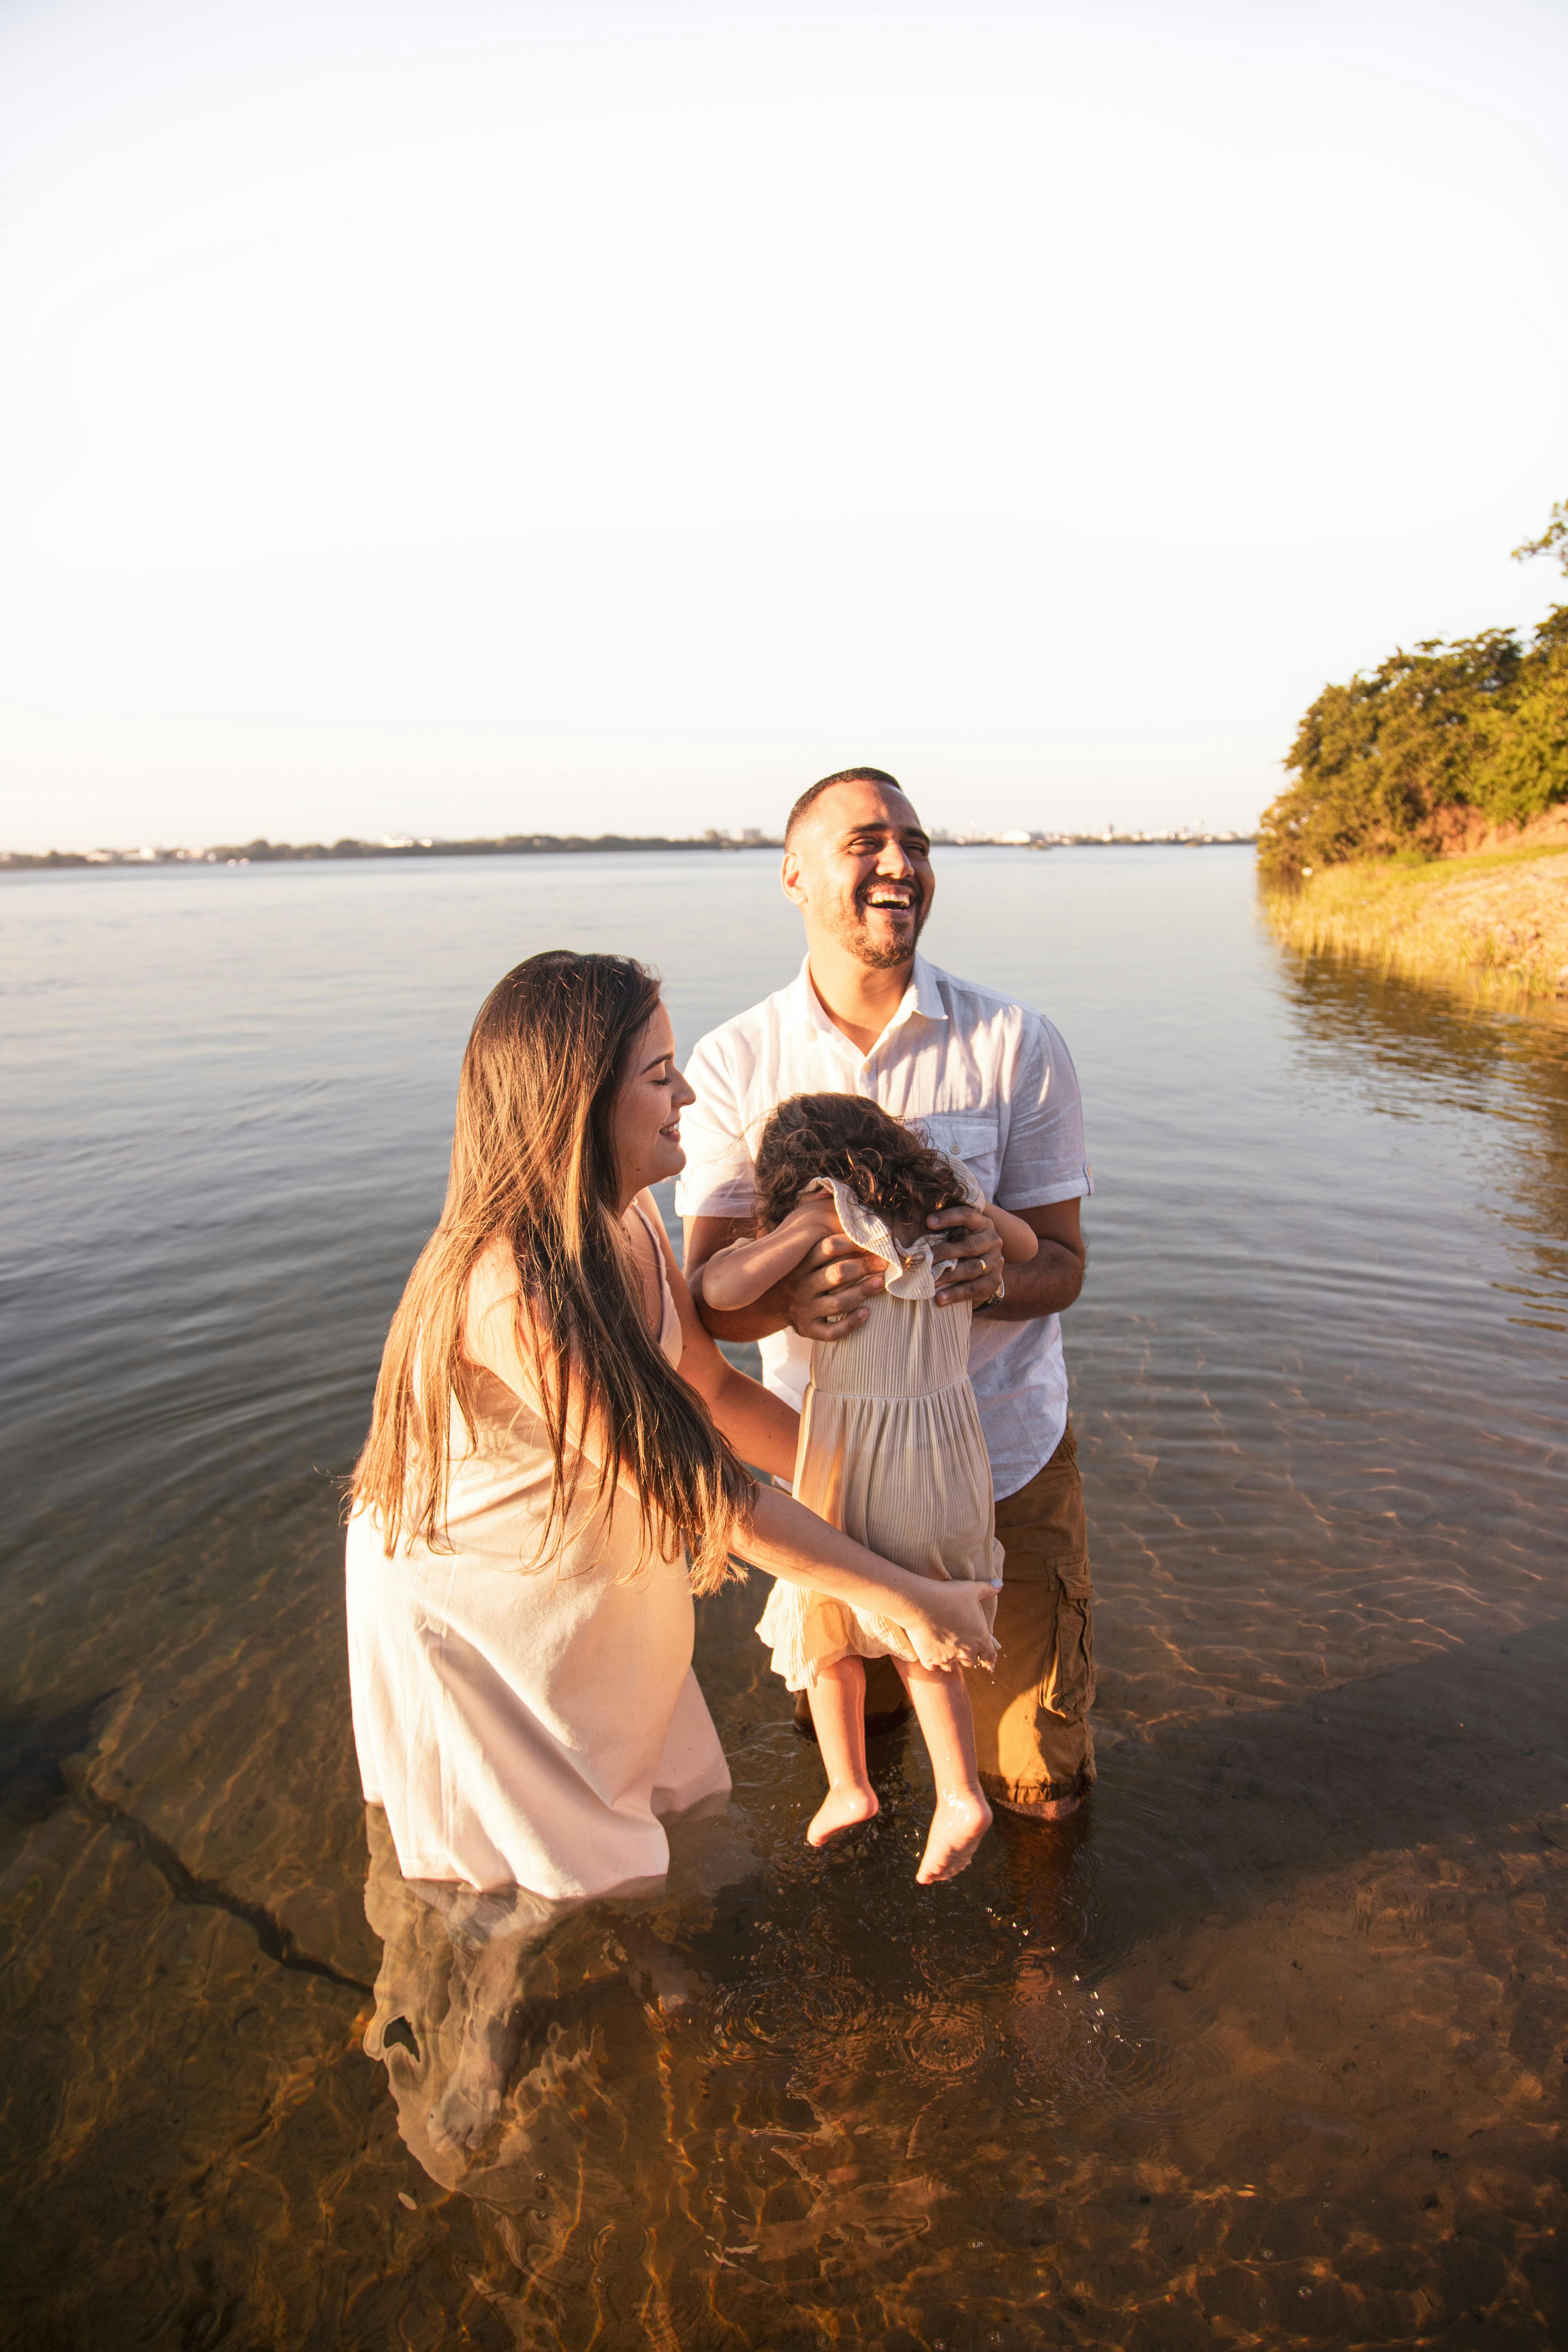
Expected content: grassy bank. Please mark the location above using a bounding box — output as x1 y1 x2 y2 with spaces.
1263 842 1568 1002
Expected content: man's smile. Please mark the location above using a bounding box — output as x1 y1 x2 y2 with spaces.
861 884 919 911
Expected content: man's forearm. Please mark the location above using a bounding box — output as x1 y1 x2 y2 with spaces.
980 1237 1084 1323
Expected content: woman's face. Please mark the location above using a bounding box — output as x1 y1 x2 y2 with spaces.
610 999 695 1207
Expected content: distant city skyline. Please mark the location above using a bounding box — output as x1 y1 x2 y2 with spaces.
2 0 1565 854
1 817 1257 871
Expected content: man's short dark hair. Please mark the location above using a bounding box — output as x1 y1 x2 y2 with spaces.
784 767 905 845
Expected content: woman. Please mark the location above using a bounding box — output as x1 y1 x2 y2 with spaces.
347 950 996 1897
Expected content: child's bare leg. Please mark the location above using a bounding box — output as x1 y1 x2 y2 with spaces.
804 1657 879 1845
895 1661 992 1883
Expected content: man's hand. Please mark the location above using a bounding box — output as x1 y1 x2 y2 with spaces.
926 1203 1005 1309
952 1197 1086 1324
776 1228 886 1342
688 1192 1085 1343
762 1189 890 1345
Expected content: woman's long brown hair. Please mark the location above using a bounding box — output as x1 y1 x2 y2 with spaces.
352 951 753 1592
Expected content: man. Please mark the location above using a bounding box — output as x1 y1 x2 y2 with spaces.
677 767 1095 1821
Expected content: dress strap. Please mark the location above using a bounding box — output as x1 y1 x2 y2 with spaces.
630 1200 681 1361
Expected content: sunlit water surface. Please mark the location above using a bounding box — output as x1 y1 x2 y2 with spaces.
2 847 1565 2350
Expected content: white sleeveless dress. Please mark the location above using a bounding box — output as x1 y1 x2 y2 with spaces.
346 1205 731 1896
754 1159 1003 1692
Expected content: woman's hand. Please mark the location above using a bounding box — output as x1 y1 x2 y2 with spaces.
738 1486 999 1670
898 1579 999 1674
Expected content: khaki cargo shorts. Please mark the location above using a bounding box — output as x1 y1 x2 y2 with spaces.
969 1419 1096 1809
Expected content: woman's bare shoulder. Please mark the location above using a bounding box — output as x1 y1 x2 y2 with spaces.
463 1231 522 1361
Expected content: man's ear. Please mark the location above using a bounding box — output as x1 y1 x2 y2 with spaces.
780 849 807 908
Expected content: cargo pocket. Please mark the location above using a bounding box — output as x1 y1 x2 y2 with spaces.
1039 1553 1095 1721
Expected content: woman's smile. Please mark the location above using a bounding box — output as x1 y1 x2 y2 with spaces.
611 999 696 1203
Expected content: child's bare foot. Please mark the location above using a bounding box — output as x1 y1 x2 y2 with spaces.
806 1782 879 1846
916 1789 992 1883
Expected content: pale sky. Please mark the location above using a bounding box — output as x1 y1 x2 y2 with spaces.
2 0 1565 852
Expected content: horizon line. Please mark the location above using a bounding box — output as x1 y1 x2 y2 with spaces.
1 824 1259 871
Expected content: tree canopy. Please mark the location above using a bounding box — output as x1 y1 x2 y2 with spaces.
1258 504 1568 882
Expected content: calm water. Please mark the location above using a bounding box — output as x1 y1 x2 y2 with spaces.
2 846 1565 2351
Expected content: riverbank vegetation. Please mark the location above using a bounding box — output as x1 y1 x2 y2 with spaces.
1259 500 1568 999
1266 839 1568 1002
1259 501 1568 884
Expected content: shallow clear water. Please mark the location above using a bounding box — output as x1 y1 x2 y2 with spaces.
2 845 1565 2350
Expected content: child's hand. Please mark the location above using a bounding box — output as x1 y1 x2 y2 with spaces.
776 1190 848 1254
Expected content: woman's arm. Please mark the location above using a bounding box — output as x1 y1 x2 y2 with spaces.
641 1196 801 1481
465 1221 802 1489
737 1484 999 1673
473 1213 994 1669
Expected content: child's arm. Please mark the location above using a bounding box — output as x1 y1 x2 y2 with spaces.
988 1200 1039 1263
691 1191 849 1312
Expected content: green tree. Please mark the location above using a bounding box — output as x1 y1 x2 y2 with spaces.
1511 498 1568 573
1469 605 1568 827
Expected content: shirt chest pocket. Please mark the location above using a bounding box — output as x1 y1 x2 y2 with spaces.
915 1111 1001 1196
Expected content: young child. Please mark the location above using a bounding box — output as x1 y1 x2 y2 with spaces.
693 1093 1039 1885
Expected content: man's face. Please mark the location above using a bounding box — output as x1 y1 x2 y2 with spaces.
781 781 935 971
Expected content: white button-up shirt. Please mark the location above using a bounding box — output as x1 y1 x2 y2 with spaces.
675 953 1091 1499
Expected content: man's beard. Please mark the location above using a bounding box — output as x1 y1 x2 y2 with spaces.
831 887 929 969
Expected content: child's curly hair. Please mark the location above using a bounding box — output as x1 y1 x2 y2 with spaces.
752 1093 968 1235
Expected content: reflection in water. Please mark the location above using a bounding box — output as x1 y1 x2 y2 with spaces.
364 1806 611 2199
1277 941 1568 1282
3 851 1566 2345
361 1805 743 2206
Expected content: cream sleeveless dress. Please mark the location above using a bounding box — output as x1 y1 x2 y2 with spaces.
346 1205 730 1896
754 1159 1003 1691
